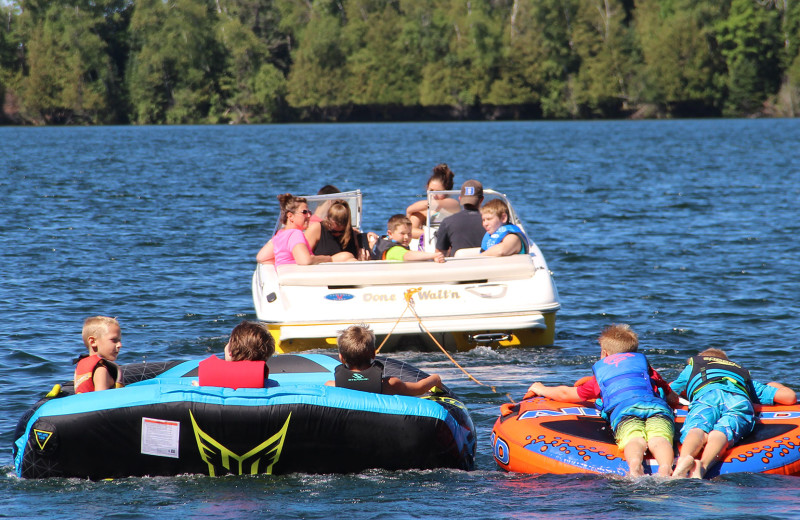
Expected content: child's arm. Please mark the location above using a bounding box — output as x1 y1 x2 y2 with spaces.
93 365 116 391
384 374 442 396
526 382 582 402
481 235 522 257
768 382 797 405
402 250 445 263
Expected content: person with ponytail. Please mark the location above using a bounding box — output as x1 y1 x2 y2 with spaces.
406 163 461 240
256 194 333 266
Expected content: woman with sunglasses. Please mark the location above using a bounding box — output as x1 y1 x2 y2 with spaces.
305 199 360 261
256 194 333 266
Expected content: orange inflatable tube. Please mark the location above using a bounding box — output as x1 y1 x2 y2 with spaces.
492 397 800 478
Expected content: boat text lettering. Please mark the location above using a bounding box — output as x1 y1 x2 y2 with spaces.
363 293 397 302
416 290 461 300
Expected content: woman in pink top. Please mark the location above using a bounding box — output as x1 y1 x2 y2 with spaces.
256 194 333 266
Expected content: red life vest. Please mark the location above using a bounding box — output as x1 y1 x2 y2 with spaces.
197 355 268 389
74 354 122 393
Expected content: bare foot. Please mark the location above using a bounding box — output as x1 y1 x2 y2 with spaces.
628 466 645 478
691 460 705 479
672 455 695 478
656 464 672 477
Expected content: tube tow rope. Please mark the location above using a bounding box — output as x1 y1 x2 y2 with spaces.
379 287 513 402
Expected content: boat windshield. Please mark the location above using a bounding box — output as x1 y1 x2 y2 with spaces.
271 190 362 236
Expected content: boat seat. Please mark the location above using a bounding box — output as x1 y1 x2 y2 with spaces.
276 255 536 287
453 247 481 258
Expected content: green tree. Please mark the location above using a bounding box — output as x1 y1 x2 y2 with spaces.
571 0 638 117
280 0 348 110
18 3 117 124
127 0 224 123
634 0 725 114
215 14 286 122
340 1 420 106
418 0 505 110
487 0 579 118
716 0 782 115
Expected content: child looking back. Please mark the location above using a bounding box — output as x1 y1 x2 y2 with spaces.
479 199 529 256
74 316 123 393
331 324 441 396
372 214 444 263
670 348 796 478
198 321 275 389
526 324 679 477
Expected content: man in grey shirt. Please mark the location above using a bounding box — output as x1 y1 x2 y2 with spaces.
435 179 485 257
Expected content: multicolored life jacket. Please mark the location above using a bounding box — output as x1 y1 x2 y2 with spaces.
372 237 408 260
685 355 757 402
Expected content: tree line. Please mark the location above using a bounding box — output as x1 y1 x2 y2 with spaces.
1 0 799 125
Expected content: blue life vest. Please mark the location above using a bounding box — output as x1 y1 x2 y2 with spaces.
592 352 666 430
686 356 756 402
334 360 384 393
480 224 529 254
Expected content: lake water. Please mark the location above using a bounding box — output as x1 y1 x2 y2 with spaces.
2 120 800 518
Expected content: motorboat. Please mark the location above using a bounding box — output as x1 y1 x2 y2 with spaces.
252 189 560 352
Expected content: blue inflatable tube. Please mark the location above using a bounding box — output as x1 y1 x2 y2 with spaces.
13 354 476 479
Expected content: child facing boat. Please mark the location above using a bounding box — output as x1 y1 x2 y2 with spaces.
522 324 797 478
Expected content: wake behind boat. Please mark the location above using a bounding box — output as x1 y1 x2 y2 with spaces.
252 190 560 352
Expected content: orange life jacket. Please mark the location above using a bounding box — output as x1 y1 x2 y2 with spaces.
73 354 122 393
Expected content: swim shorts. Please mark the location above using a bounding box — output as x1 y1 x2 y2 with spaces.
680 388 754 444
614 414 674 450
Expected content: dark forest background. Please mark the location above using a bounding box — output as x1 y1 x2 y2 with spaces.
1 0 799 125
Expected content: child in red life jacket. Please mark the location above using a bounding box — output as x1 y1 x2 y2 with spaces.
327 324 441 395
526 324 680 477
73 316 124 393
197 321 275 389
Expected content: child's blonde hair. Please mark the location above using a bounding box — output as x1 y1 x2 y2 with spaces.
82 316 119 348
337 324 376 369
227 321 275 361
598 324 638 354
387 214 412 232
697 348 727 360
480 199 509 219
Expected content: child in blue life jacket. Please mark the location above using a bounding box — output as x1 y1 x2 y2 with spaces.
197 321 275 389
372 214 445 263
74 316 124 393
526 324 680 477
670 348 796 478
479 199 529 256
328 324 441 396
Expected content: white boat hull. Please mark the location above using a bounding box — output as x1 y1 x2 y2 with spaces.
252 253 560 352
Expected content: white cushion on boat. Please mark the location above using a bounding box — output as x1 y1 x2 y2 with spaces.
452 247 481 258
276 255 536 287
